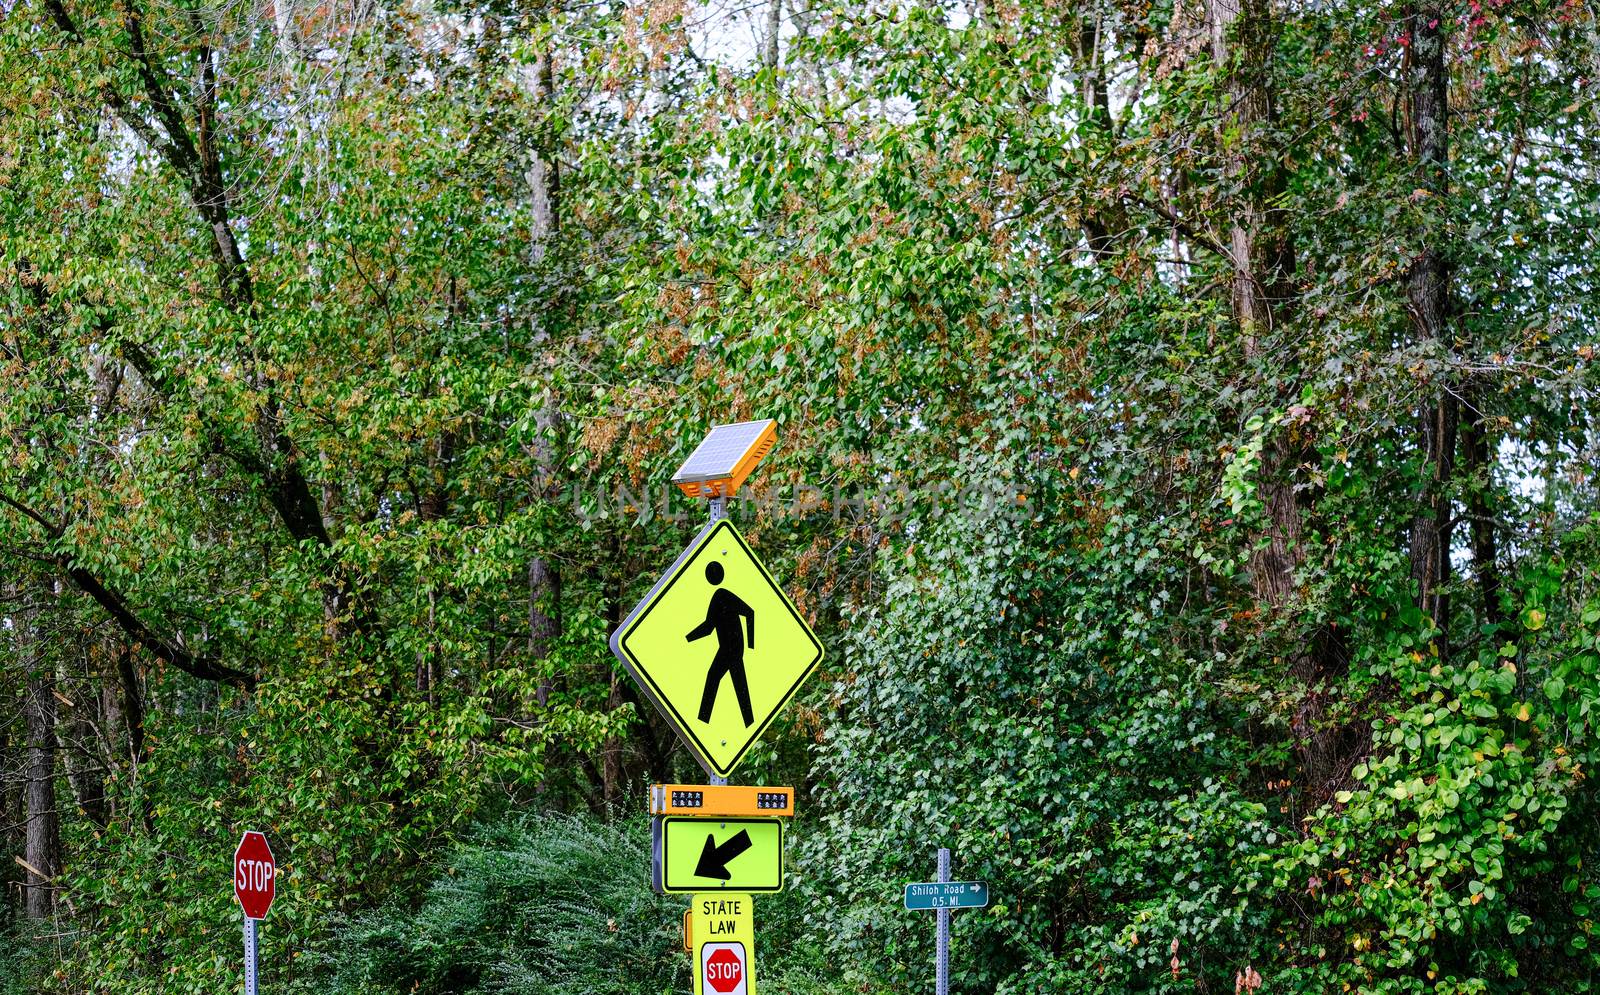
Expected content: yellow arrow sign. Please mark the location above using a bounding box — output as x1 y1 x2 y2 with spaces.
654 817 784 894
611 519 823 779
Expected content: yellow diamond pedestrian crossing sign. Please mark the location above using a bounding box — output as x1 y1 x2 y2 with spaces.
610 519 823 779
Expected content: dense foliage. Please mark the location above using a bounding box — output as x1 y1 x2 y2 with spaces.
306 812 835 995
318 814 686 995
1 0 1597 992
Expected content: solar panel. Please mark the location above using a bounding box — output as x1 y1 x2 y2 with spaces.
672 420 776 483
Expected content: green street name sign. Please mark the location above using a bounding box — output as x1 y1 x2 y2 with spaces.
904 881 989 910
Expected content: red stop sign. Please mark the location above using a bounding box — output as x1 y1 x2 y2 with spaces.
704 946 744 994
233 831 276 920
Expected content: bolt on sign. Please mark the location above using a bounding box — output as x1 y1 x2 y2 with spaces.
610 518 823 779
653 817 784 894
692 893 756 995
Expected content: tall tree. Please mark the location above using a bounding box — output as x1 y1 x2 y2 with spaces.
20 591 61 920
1402 3 1457 640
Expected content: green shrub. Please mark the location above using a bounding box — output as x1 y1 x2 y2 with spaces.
0 921 54 995
310 813 685 995
304 812 854 995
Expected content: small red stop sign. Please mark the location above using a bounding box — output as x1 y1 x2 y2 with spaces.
233 831 276 920
704 945 744 994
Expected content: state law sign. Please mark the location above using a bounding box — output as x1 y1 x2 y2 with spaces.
692 894 756 995
234 831 276 920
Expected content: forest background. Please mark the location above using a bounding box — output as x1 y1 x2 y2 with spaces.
1 0 1598 992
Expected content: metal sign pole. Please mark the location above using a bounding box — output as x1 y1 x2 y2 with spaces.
243 916 259 995
936 847 950 995
706 495 729 787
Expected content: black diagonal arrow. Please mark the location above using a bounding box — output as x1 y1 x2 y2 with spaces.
694 829 753 880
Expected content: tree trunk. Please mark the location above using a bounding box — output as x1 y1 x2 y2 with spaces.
602 670 625 810
764 0 783 72
1208 0 1354 797
114 646 147 769
105 644 155 832
1403 3 1456 645
530 556 561 708
525 25 564 714
1 729 21 859
1207 0 1296 346
272 0 297 60
1408 390 1457 633
1460 388 1503 630
418 587 439 704
63 688 107 830
24 665 63 918
1206 0 1300 598
1076 2 1130 260
526 38 559 267
599 544 631 804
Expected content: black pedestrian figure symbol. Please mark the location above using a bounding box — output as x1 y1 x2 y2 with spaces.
686 561 755 727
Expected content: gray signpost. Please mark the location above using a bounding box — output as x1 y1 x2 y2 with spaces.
904 848 988 995
936 848 950 995
707 495 728 789
243 918 259 995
